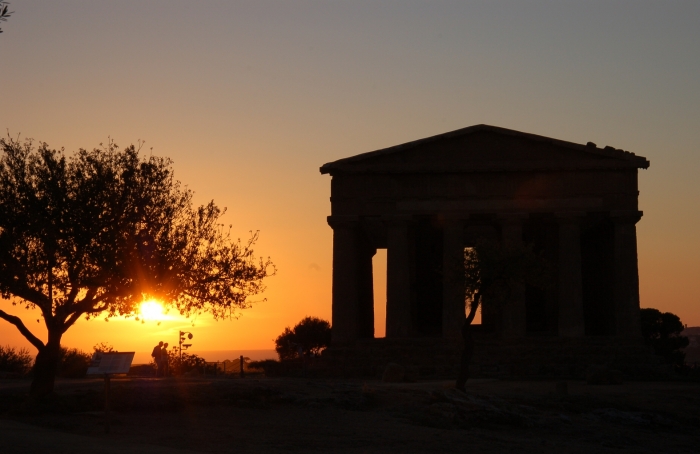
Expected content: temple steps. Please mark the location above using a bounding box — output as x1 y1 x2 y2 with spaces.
318 336 670 380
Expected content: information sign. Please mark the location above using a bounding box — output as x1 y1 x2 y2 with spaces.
87 352 135 375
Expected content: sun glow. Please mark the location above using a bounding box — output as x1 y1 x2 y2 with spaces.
140 300 167 321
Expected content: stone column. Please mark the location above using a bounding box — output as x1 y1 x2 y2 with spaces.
556 212 585 337
499 213 528 338
327 215 370 343
356 240 376 340
385 216 413 338
612 210 643 338
442 218 465 339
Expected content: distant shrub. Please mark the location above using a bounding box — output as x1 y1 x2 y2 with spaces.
640 308 689 368
248 359 304 377
167 350 207 376
0 345 33 377
57 347 92 378
93 342 115 353
249 359 282 376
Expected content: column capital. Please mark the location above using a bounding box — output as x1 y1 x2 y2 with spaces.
327 215 359 229
610 210 643 225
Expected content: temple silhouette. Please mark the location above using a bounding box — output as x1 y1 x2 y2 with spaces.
319 125 660 378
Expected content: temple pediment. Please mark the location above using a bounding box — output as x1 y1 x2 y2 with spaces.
320 125 649 174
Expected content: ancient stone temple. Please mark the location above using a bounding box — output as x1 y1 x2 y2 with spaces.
320 125 649 351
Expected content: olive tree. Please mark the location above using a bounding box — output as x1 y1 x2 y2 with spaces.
0 137 274 396
462 238 550 325
455 238 550 390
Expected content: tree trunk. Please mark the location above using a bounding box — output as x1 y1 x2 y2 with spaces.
457 294 480 391
30 331 62 397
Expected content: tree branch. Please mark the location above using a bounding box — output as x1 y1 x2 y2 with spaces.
6 282 51 312
0 309 45 350
63 311 83 331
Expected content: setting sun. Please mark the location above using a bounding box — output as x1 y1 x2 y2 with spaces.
140 300 166 321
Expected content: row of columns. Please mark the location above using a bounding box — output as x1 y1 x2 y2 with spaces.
554 210 643 338
327 216 375 342
328 211 642 343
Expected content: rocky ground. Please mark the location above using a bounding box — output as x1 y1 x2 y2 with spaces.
1 376 699 453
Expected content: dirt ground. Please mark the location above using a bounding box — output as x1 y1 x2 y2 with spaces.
1 376 699 453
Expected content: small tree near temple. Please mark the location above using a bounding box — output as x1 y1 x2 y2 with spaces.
640 308 689 367
275 317 331 361
456 238 550 390
0 136 274 396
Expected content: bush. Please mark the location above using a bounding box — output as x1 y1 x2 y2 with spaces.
93 342 115 353
640 308 689 367
57 347 92 378
166 349 207 376
275 317 331 361
248 359 301 377
0 345 33 377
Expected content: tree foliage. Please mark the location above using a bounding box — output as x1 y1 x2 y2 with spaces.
0 2 12 34
463 238 550 323
0 136 274 395
275 316 331 361
640 308 689 367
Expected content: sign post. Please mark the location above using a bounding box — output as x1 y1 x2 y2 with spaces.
87 352 135 433
179 331 194 363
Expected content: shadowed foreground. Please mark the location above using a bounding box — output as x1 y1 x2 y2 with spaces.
1 377 699 453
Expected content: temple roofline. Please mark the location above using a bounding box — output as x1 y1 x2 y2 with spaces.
320 124 650 175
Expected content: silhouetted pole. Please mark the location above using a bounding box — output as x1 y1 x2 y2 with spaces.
457 293 480 392
239 355 244 378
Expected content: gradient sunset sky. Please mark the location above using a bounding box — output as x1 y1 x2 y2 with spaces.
1 1 699 356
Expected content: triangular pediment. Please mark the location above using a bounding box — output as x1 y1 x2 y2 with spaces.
320 125 649 174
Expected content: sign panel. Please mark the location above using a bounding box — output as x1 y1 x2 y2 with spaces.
87 352 135 375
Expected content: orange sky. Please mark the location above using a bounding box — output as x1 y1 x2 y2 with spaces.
1 2 699 357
